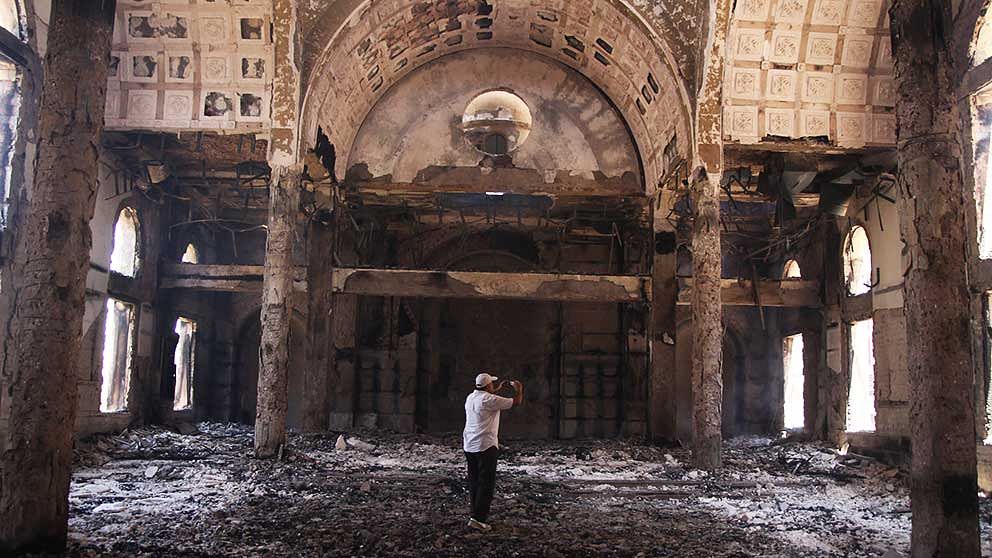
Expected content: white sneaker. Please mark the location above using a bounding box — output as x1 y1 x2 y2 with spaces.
467 518 492 532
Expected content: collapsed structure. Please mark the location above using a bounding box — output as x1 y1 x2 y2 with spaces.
0 0 988 555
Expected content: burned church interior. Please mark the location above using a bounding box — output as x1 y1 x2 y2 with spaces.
0 0 991 556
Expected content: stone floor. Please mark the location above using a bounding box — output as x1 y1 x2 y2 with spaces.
34 423 992 557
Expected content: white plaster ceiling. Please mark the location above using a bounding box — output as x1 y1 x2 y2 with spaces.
723 0 896 149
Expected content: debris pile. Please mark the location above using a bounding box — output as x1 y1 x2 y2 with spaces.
48 425 992 557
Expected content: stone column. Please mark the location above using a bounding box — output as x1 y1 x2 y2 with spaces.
0 1 115 552
890 1 980 556
690 168 723 470
254 167 301 456
302 215 334 431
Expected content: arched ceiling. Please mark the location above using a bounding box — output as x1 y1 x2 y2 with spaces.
301 0 694 192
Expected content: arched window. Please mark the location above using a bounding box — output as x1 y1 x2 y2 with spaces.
181 242 199 264
783 259 802 279
110 207 140 277
843 226 872 296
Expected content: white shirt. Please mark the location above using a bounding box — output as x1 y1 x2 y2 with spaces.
463 390 514 453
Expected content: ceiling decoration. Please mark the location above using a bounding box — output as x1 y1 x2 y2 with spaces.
105 0 275 133
723 0 896 149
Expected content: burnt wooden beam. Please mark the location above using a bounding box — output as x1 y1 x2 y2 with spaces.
677 279 820 308
349 178 640 198
159 263 304 292
332 268 651 303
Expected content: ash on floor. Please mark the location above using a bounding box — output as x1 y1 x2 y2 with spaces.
40 424 992 557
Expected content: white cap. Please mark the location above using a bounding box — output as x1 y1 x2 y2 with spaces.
475 373 498 388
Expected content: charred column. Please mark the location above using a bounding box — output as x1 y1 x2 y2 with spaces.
690 167 723 470
302 213 334 431
890 1 980 556
0 1 116 552
254 0 301 455
254 166 301 457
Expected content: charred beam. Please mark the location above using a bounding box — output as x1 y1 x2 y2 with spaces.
331 269 650 303
677 279 820 308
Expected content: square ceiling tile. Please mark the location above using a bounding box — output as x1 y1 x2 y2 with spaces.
735 0 772 22
805 32 838 65
841 36 873 68
733 27 766 61
731 67 763 100
811 0 846 26
836 111 868 147
769 30 802 64
766 69 798 101
800 109 831 137
766 107 797 137
773 0 810 23
835 73 868 104
801 71 834 103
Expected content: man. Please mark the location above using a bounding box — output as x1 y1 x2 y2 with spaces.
463 372 523 532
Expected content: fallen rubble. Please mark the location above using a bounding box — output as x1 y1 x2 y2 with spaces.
25 424 990 557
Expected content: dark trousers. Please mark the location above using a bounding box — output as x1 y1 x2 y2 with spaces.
465 446 499 522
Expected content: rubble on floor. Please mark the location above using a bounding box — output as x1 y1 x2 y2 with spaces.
39 424 992 557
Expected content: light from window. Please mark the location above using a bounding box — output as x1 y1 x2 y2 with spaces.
181 242 199 264
783 259 802 279
0 59 20 228
0 2 19 38
462 90 533 156
110 207 140 277
173 317 196 411
100 298 134 413
844 226 872 296
783 333 805 430
985 293 992 444
980 132 992 260
847 318 876 433
976 17 992 67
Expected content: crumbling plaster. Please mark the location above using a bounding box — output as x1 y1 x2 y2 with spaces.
300 0 693 190
348 48 641 183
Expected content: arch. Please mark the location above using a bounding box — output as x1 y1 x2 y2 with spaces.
843 225 872 296
181 242 199 264
301 0 692 193
974 5 992 67
783 259 802 279
110 206 140 277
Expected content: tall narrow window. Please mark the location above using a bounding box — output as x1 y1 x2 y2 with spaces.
783 259 802 279
847 318 876 433
0 57 21 228
985 293 992 444
110 207 140 277
844 226 872 296
181 242 199 264
783 333 805 430
100 298 135 413
173 317 197 411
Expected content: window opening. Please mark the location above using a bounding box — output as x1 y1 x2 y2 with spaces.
181 242 199 264
0 1 19 38
847 318 876 433
985 293 992 444
783 259 801 279
110 207 140 277
462 90 533 156
173 317 196 411
0 57 21 228
843 226 872 296
100 298 135 413
976 18 992 67
783 333 805 430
